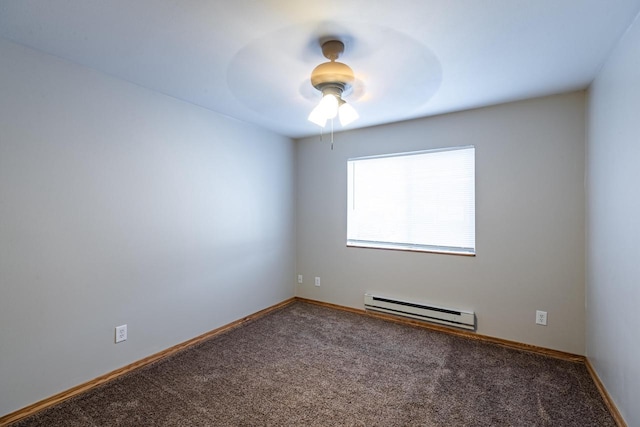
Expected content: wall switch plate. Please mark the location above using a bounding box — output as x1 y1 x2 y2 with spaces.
314 277 321 287
536 311 548 326
297 274 303 284
115 324 127 343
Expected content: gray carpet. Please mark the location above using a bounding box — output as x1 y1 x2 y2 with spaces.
13 301 615 426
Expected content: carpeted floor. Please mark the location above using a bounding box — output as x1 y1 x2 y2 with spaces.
13 301 615 426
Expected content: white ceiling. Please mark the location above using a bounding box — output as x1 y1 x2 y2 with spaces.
1 1 639 138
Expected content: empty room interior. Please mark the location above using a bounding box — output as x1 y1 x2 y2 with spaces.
1 1 639 426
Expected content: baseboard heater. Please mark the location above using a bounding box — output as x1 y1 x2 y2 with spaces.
364 293 476 330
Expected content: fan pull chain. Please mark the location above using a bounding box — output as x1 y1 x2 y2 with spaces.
330 119 334 150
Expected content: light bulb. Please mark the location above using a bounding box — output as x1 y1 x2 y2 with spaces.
338 102 359 126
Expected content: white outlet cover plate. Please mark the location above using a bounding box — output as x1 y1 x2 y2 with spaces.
115 324 127 343
535 311 548 326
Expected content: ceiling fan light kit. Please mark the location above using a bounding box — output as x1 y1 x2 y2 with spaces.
308 40 359 128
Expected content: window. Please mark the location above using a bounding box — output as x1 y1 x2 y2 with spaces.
347 146 475 255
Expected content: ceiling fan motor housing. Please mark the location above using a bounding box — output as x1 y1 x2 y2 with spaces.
310 40 355 94
310 61 355 91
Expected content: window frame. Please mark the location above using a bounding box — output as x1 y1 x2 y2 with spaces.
346 145 476 256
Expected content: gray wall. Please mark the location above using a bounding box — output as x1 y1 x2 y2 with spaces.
0 39 296 417
586 15 640 427
296 92 586 354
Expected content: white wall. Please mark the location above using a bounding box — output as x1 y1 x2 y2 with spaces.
296 92 586 354
587 14 640 427
0 38 296 417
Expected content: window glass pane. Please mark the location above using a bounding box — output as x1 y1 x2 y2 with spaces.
347 146 475 255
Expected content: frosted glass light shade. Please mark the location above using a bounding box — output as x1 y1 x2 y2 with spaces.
338 102 359 126
318 94 339 119
308 104 328 127
308 94 339 127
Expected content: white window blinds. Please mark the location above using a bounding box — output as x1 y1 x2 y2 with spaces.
347 146 475 255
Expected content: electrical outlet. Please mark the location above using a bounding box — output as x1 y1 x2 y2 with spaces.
297 274 303 284
115 324 127 343
314 277 321 287
536 311 547 326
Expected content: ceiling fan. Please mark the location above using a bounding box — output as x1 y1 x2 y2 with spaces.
307 39 359 128
226 22 440 137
